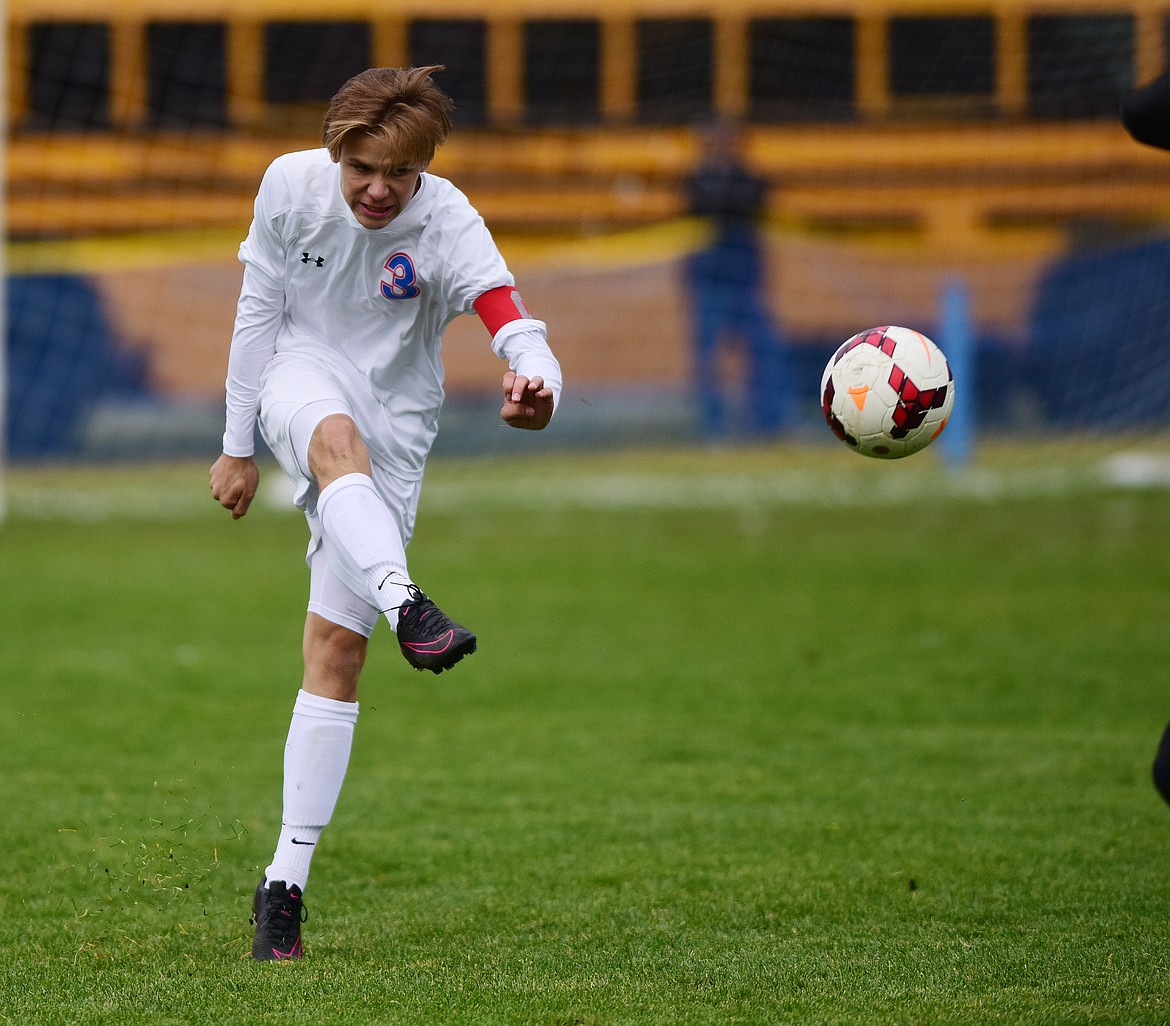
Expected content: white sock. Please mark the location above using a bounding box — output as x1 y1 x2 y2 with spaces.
265 690 359 892
316 472 415 626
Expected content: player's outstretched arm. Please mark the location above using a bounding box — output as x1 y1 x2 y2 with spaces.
501 372 554 430
210 453 260 519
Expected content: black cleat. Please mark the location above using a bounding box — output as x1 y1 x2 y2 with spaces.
396 585 477 673
251 879 306 961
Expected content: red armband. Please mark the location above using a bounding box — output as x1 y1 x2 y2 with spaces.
474 286 532 337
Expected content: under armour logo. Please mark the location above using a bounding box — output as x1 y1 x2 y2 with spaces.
301 253 324 267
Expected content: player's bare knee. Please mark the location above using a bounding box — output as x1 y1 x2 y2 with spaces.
308 415 372 487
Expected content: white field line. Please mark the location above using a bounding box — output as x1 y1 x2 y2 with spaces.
422 461 1159 513
6 452 1170 522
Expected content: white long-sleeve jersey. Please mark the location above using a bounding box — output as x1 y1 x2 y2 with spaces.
222 148 562 479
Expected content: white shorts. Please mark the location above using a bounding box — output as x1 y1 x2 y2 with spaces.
260 354 424 638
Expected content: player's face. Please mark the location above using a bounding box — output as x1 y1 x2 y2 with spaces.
339 133 427 229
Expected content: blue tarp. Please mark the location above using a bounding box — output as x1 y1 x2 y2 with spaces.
6 275 150 458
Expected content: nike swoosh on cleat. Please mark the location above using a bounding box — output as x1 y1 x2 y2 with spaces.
401 630 455 654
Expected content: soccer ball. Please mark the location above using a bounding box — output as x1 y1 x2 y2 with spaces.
820 325 954 459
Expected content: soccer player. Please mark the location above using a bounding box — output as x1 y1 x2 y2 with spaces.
208 66 561 960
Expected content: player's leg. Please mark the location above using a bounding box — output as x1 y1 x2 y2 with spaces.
305 412 476 673
272 395 416 625
260 372 475 672
251 677 361 960
257 359 415 612
252 679 359 960
306 411 415 610
265 614 366 884
252 561 373 961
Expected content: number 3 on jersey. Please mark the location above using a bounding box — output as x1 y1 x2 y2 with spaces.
381 252 420 301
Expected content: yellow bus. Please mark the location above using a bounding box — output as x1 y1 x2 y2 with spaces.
9 0 1170 240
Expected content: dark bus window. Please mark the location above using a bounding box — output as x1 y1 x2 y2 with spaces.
749 18 855 121
409 20 488 126
524 20 600 125
636 19 713 124
148 22 228 129
264 21 371 103
28 22 111 130
890 16 995 98
1028 15 1134 118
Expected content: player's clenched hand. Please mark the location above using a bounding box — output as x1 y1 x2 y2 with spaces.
501 372 554 430
210 453 260 520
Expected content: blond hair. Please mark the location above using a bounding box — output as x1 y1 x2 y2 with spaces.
322 66 454 165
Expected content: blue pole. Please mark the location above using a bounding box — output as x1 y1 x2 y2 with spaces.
938 277 974 467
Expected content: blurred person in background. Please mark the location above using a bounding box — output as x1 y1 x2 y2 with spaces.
682 116 788 440
209 65 561 961
1120 70 1170 807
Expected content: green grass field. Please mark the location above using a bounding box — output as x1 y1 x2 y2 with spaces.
1 442 1168 1025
